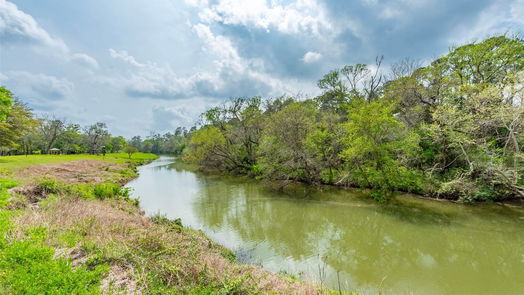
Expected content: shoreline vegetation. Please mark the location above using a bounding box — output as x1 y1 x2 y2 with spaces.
178 35 524 203
0 153 343 294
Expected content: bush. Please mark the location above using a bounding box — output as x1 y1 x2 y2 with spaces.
93 182 129 200
35 178 64 195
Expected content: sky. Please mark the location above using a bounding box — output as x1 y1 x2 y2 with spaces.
0 0 523 137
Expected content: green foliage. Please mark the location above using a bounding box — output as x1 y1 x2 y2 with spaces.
151 213 183 227
93 182 127 199
124 145 138 158
36 178 64 195
0 99 38 150
183 35 524 201
0 86 13 122
184 126 227 168
258 101 318 182
341 99 423 193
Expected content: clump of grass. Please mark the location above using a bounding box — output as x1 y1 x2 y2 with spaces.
151 213 183 227
35 177 65 195
93 183 128 200
0 178 19 208
0 214 108 295
27 178 139 206
0 179 18 190
0 240 108 295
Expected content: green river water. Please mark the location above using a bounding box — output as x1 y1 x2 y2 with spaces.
126 156 524 294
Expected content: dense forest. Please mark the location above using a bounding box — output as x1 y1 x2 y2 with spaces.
1 35 523 202
183 35 524 202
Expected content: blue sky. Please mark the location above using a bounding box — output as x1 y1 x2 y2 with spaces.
1 0 523 137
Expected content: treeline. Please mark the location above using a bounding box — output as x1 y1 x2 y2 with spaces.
183 35 524 202
128 129 190 155
0 88 189 156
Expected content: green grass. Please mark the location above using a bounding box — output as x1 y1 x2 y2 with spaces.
0 178 19 207
0 153 158 172
31 178 137 205
0 213 108 295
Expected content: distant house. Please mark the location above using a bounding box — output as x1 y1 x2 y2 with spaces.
49 148 61 155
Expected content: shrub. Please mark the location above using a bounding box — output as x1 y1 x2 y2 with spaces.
35 178 64 195
93 182 128 200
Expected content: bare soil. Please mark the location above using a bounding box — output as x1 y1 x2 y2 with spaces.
16 160 125 184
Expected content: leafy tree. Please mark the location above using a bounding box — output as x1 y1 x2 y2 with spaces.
39 118 65 154
306 111 346 183
0 86 13 121
124 145 138 159
184 126 228 169
340 99 421 193
109 136 127 153
196 97 266 172
84 122 110 155
0 99 38 153
54 124 84 154
258 101 319 182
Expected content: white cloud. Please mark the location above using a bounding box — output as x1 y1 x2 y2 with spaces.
0 0 98 69
1 71 74 106
301 51 322 63
510 0 524 26
0 0 67 51
449 0 523 46
109 48 146 67
151 106 194 131
185 0 332 35
112 24 302 100
71 53 99 69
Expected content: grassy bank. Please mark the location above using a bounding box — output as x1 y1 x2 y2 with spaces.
0 154 335 294
0 153 157 171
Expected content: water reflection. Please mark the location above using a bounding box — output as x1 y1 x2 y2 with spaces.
127 156 524 295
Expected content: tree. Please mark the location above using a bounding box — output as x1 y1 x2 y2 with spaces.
0 86 13 121
124 145 138 159
39 117 65 154
258 101 319 182
183 126 228 169
84 122 110 155
306 111 346 183
0 99 38 152
316 57 386 114
340 99 421 193
110 136 127 153
54 124 83 154
196 97 266 172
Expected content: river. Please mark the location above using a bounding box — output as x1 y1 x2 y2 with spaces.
126 156 524 295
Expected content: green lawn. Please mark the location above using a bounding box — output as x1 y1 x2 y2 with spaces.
0 153 158 171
